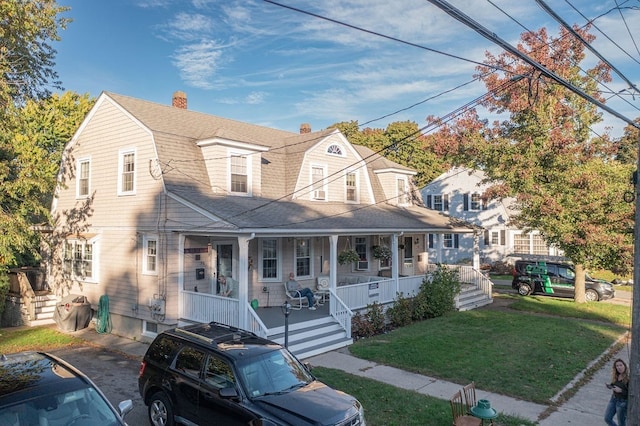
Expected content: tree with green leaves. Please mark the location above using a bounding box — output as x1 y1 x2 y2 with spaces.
430 25 635 302
0 1 89 270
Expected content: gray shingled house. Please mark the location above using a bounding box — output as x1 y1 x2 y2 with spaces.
46 91 486 358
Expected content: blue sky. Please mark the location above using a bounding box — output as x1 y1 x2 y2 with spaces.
54 0 639 137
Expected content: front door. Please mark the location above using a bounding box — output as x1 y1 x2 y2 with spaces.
214 243 234 294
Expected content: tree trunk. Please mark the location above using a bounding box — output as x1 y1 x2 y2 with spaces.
573 263 586 303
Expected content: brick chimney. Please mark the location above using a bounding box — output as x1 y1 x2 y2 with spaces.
172 91 187 109
300 123 311 134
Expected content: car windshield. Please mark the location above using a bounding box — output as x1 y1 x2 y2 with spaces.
237 348 314 398
0 386 121 426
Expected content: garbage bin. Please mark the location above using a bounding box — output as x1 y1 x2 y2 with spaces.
53 295 92 331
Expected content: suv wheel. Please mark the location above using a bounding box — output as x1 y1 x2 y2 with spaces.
149 392 174 426
517 282 532 296
585 289 599 302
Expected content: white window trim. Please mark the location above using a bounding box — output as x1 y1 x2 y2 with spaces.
142 320 159 338
63 237 100 283
142 234 159 275
433 194 444 211
310 164 327 201
117 148 136 196
353 236 370 271
258 238 281 282
227 148 252 196
326 143 345 157
396 176 409 206
344 170 359 203
76 157 91 199
470 192 482 211
294 238 314 278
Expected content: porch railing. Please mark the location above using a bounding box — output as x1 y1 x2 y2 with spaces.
329 288 353 338
425 264 493 298
335 278 395 310
246 302 268 338
180 291 240 326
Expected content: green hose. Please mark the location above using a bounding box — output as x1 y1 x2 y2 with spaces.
96 294 112 334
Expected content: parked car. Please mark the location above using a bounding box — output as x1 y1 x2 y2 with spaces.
139 322 366 426
511 260 615 302
0 351 133 425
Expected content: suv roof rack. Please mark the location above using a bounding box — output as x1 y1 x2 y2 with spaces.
173 322 260 346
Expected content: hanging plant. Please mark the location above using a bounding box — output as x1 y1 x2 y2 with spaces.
338 249 360 265
372 245 392 261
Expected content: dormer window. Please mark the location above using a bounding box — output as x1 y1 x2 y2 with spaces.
327 144 343 156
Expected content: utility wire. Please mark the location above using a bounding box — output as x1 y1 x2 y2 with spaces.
425 0 640 130
262 0 517 76
535 0 640 95
564 0 640 66
614 0 640 59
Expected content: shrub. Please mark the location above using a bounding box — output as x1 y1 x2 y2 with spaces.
386 293 413 327
352 302 386 339
414 265 461 319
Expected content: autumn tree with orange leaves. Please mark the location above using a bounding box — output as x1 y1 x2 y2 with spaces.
429 25 636 303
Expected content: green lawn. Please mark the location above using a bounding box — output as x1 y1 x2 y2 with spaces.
0 325 82 354
349 296 628 404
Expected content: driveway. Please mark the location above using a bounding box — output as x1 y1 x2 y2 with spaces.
49 345 148 425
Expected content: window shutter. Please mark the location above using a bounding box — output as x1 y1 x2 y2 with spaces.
454 234 459 248
500 230 506 246
482 197 488 210
484 230 489 246
426 195 432 209
428 234 434 249
444 194 449 211
463 194 468 211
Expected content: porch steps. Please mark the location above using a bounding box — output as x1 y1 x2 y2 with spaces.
31 293 58 326
268 316 352 360
456 284 493 311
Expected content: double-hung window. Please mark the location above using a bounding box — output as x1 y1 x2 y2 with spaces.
345 171 357 202
230 154 248 194
396 178 408 205
143 235 158 275
295 238 311 277
311 166 326 200
354 237 369 271
118 149 136 195
260 238 279 281
77 158 90 198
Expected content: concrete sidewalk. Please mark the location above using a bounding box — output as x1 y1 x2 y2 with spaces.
69 323 630 425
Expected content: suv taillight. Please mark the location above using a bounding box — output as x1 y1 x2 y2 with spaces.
139 360 146 377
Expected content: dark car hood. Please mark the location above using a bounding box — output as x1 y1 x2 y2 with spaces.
251 380 359 425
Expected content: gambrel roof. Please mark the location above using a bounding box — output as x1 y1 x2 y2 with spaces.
103 92 474 236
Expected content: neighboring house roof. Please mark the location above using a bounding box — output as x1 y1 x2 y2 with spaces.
104 92 475 236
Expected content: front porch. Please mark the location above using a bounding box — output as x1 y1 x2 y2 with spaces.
179 266 493 359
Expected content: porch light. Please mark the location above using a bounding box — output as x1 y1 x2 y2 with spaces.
281 301 292 348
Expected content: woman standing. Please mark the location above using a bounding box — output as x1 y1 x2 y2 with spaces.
604 358 629 426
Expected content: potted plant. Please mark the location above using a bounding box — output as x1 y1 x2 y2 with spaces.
338 249 360 265
371 245 392 261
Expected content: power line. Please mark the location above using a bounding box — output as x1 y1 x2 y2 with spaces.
564 0 640 66
614 0 640 59
426 0 640 130
535 0 640 96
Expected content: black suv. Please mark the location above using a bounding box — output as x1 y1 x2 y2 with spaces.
0 351 133 425
511 260 615 302
138 322 366 426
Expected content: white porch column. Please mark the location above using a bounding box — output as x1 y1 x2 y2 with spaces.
237 234 254 330
178 234 185 320
329 235 338 291
392 234 400 293
472 232 480 270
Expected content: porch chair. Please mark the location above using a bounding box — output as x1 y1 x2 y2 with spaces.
462 381 477 414
283 282 310 310
450 390 481 426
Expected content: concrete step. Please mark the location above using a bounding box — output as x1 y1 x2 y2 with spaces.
268 316 350 360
